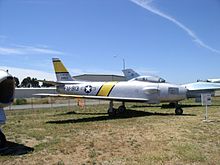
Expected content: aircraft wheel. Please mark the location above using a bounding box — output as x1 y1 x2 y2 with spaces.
175 107 183 115
0 130 6 148
108 108 116 116
118 106 126 113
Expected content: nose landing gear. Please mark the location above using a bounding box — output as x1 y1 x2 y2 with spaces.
168 102 184 115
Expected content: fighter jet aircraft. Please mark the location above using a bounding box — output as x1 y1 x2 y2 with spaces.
38 58 220 116
0 69 15 147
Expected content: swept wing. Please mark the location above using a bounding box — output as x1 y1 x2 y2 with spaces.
184 82 220 91
184 82 220 98
34 93 149 102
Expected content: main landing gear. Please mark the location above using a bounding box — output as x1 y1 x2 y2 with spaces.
107 101 184 116
107 101 126 116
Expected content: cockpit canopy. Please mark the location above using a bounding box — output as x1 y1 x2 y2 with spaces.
130 76 166 83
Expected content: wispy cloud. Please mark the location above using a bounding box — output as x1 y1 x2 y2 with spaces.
0 66 55 81
0 45 64 55
130 0 220 54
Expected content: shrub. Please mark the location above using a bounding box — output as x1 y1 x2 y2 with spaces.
15 98 27 105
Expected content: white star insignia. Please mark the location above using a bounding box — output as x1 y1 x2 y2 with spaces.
85 85 92 93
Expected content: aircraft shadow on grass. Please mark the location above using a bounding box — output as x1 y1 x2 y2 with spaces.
132 104 220 109
54 111 107 116
131 104 202 109
0 141 34 156
47 109 196 124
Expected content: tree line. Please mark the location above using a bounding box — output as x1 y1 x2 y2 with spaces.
14 77 54 88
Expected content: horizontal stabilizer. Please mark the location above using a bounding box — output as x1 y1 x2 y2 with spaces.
37 80 80 86
37 80 63 86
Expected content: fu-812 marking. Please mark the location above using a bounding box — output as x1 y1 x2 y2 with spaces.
64 85 98 94
64 85 79 92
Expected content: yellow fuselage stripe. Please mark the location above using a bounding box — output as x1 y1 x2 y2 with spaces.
97 82 117 96
53 61 68 73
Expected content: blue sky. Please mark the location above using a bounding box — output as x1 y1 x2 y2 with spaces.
0 0 220 83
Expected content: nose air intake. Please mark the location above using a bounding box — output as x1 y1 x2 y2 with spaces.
0 77 15 104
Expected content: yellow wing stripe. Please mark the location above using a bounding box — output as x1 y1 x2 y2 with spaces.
53 60 68 73
97 82 117 96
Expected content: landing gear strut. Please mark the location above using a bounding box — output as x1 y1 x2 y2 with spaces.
108 100 116 116
107 101 126 116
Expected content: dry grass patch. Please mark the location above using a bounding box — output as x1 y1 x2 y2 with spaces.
0 100 220 164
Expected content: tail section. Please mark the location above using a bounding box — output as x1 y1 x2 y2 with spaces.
52 58 74 81
122 69 140 80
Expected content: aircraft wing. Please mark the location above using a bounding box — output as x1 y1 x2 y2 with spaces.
37 80 62 86
34 93 149 102
184 82 220 91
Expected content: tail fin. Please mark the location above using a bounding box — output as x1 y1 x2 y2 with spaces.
52 58 74 81
122 69 140 80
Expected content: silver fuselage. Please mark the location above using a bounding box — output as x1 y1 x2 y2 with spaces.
57 80 187 104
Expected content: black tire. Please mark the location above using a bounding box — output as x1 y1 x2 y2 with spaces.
0 130 6 148
108 108 116 116
175 108 183 115
118 106 126 113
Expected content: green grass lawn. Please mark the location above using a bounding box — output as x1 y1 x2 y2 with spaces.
1 99 220 165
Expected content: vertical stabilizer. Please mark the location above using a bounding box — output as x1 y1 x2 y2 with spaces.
122 69 140 80
52 58 74 81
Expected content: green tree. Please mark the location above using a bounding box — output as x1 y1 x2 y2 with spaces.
31 78 40 87
21 77 32 87
13 77 20 87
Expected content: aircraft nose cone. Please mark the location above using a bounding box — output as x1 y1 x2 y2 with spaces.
0 70 15 107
